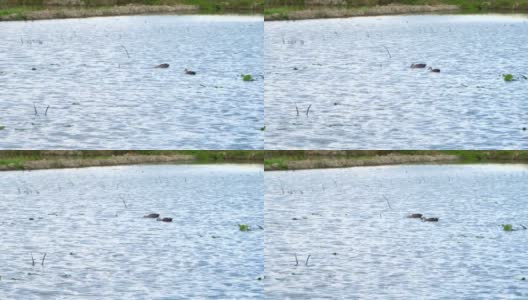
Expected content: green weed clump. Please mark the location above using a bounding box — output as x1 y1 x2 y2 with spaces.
239 224 250 232
242 74 254 82
503 74 514 82
502 224 513 232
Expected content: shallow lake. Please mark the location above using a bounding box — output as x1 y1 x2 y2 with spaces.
0 164 263 299
265 14 528 149
0 15 263 149
265 164 528 299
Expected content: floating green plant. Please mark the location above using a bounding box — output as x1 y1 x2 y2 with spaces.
260 126 266 131
502 224 513 232
242 74 254 82
238 224 250 232
0 126 5 130
503 74 514 82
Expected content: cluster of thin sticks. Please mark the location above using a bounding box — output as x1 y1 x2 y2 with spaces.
294 253 311 266
33 104 50 116
31 252 47 267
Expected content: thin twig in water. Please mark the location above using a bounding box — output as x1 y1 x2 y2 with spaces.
33 104 38 116
382 45 392 59
122 199 128 209
294 253 299 266
383 195 392 209
31 253 35 266
120 45 130 59
44 105 50 116
306 104 312 117
305 255 311 266
295 104 299 117
41 253 46 266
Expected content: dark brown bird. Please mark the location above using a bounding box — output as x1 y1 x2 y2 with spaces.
144 213 160 218
407 213 423 219
411 63 427 69
155 64 170 69
428 67 441 73
185 68 196 75
157 217 173 222
422 217 439 222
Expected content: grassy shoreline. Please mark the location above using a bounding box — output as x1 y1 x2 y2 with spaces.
264 151 528 171
0 150 263 171
0 0 263 21
264 0 528 20
265 4 459 20
3 151 527 171
0 4 197 21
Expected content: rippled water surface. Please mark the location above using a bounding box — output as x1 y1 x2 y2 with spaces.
0 15 263 149
265 15 528 149
265 164 528 299
0 164 263 299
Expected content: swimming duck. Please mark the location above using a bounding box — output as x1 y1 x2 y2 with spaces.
411 63 427 69
421 217 439 222
407 213 423 219
428 67 441 73
157 217 173 222
185 68 197 75
144 213 160 218
155 63 170 69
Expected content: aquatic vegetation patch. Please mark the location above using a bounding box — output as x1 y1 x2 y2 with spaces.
501 224 527 232
241 74 254 82
503 74 515 82
239 224 250 232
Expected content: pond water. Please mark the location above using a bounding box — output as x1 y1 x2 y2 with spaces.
265 164 528 299
265 14 528 149
0 15 263 149
0 164 263 299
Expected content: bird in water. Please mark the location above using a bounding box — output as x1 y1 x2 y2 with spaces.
428 67 441 73
407 213 423 219
144 213 160 218
155 63 170 69
157 217 173 222
185 68 197 75
421 217 439 222
411 63 427 69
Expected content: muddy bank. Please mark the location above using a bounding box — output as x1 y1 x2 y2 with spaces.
0 4 198 21
0 153 196 171
265 153 460 171
265 4 460 21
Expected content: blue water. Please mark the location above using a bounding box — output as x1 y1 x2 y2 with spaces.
0 164 264 299
265 14 528 149
266 164 528 299
0 15 263 149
